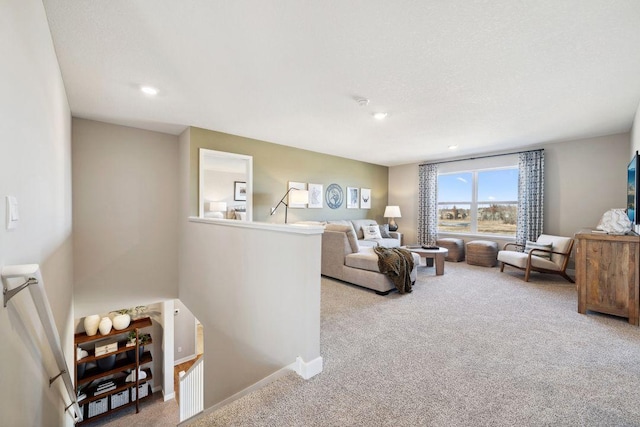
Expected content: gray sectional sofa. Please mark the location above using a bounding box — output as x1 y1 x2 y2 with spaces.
325 219 402 248
320 222 419 295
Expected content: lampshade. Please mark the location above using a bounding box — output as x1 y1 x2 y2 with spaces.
384 206 401 218
289 190 309 205
208 201 227 212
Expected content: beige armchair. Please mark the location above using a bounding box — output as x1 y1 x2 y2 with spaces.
497 234 574 283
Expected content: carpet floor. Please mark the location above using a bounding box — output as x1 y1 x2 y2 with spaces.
189 262 640 426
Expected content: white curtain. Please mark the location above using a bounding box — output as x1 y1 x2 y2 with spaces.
516 150 544 246
418 163 438 246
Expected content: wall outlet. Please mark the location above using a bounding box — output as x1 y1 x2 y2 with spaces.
178 346 182 353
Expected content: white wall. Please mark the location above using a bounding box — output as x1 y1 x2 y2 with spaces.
179 219 322 409
0 0 74 425
390 133 631 246
174 299 197 362
632 101 640 154
72 119 180 316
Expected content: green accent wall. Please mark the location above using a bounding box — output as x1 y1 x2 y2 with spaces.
189 127 389 223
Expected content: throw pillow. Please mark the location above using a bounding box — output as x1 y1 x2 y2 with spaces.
363 225 383 240
351 219 378 239
379 224 391 238
525 240 553 259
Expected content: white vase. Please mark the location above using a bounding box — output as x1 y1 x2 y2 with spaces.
83 315 100 336
112 313 131 330
98 316 113 335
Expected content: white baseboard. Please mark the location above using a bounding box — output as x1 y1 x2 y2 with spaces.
163 391 175 401
292 356 323 380
182 355 323 426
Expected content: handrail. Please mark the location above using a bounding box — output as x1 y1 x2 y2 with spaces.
2 264 83 423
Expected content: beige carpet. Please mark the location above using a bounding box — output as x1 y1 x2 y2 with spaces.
188 261 640 426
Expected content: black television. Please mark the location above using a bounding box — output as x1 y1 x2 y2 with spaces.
628 151 639 224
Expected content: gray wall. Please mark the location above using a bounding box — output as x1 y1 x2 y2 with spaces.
389 133 631 247
72 119 180 316
179 220 322 409
0 0 74 425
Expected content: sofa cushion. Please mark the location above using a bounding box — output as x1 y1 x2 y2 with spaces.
358 238 401 248
498 250 560 271
363 224 382 240
537 234 573 267
350 219 378 239
327 220 357 236
324 223 359 253
379 224 391 238
345 247 380 272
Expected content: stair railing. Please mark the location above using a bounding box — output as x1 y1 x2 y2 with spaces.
179 356 204 422
2 264 83 423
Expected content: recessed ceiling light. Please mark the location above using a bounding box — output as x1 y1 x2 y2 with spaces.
373 112 388 120
448 145 458 150
355 97 370 107
140 86 159 96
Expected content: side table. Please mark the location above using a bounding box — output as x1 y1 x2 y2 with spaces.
403 246 449 275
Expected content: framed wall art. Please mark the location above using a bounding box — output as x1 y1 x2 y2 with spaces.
360 188 371 209
234 181 247 201
308 183 323 208
325 183 343 209
347 187 359 209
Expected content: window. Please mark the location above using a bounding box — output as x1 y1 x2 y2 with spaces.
437 167 518 236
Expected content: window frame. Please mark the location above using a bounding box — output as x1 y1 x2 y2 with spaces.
437 165 518 238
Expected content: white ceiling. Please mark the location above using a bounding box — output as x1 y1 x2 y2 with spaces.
42 0 640 166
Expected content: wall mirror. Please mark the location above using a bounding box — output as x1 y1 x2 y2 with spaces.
199 148 253 221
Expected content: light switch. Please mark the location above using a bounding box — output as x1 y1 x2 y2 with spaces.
6 196 18 230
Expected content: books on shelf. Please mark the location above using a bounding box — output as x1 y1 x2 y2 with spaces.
94 380 117 396
94 385 116 396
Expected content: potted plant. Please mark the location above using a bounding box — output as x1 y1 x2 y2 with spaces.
131 305 161 320
126 331 151 362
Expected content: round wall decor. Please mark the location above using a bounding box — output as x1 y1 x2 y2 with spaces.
325 184 343 209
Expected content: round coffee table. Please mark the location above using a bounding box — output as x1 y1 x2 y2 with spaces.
403 246 449 275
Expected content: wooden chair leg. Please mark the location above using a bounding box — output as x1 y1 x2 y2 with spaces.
500 262 505 272
560 272 575 284
524 264 531 282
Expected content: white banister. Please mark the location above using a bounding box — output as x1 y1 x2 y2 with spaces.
2 264 83 423
179 356 204 422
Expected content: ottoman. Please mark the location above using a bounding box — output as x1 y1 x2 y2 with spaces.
466 240 498 267
436 238 465 262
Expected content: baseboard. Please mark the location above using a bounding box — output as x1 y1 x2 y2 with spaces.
163 391 175 402
182 355 323 425
292 356 323 380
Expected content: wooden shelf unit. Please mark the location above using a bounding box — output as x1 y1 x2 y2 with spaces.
74 316 153 424
575 230 640 325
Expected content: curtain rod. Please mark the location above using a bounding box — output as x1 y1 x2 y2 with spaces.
420 148 543 166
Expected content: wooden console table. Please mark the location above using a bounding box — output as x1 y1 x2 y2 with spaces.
575 229 640 325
